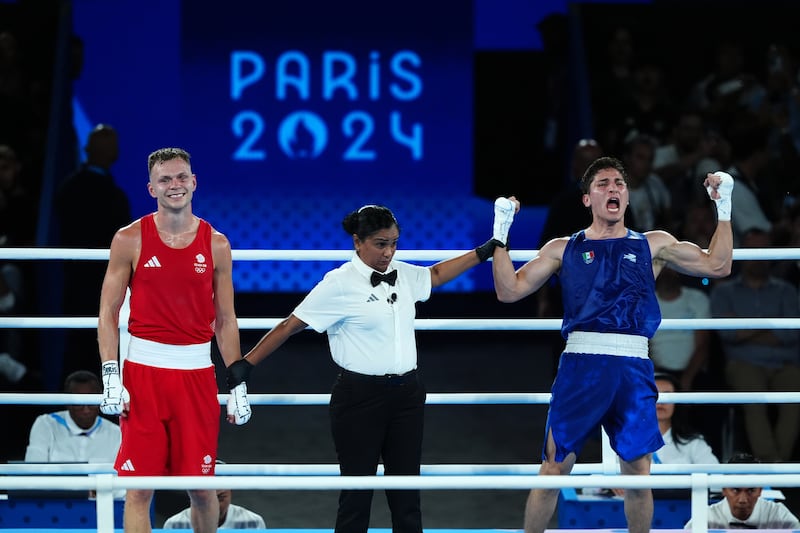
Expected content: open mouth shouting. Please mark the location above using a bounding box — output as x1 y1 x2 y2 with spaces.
607 197 621 213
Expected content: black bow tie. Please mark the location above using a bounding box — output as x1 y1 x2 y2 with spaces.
371 270 397 287
729 522 757 529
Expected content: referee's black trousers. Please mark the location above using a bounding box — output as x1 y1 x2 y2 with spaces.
330 369 426 533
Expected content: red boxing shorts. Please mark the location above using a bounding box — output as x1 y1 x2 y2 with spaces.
115 360 220 476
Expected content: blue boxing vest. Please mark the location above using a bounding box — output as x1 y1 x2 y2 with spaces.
559 229 661 339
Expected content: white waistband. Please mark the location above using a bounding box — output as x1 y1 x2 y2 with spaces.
564 331 649 359
126 336 212 370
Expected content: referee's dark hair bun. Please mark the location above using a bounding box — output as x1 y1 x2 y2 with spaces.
342 204 400 240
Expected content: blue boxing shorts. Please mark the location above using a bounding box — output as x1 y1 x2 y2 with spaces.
543 349 663 463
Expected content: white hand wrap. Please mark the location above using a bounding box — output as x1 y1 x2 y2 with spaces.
707 171 734 222
100 361 130 416
227 382 252 425
493 197 516 245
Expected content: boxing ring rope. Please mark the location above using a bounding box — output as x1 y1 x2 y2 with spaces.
2 316 800 331
2 247 800 533
0 246 797 261
3 390 800 406
5 461 800 476
1 471 799 533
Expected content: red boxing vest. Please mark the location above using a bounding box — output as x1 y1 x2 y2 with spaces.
128 213 216 345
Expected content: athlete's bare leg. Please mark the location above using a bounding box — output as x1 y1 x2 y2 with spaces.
524 429 576 533
123 489 154 533
620 453 653 533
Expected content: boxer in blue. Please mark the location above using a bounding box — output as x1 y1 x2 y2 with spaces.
489 156 734 533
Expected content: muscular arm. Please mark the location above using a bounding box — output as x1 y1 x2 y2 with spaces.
211 232 242 367
244 314 308 366
649 221 732 279
652 171 733 278
97 225 137 364
429 250 481 288
492 238 565 303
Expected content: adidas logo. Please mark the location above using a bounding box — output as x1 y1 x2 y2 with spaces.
120 459 135 472
144 256 161 268
366 294 379 302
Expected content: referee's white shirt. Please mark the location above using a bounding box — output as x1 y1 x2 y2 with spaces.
293 253 431 376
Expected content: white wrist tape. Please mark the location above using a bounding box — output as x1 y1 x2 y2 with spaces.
707 171 734 222
493 197 515 245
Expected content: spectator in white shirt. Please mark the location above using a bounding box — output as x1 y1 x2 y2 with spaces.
650 267 711 391
652 373 719 465
25 370 121 464
622 134 672 232
685 453 800 529
163 487 265 530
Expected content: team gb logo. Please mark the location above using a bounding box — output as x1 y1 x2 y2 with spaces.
194 253 207 274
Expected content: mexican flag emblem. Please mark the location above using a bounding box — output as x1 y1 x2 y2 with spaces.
582 251 595 264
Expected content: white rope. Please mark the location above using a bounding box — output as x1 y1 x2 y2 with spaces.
0 247 797 261
0 473 783 491
2 316 800 330
4 390 800 406
5 473 800 491
5 462 800 477
4 470 797 533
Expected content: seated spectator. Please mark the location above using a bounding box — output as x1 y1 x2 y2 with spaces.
711 228 800 462
622 133 672 232
0 144 37 247
652 373 719 465
684 453 800 529
0 144 37 386
723 115 776 247
163 461 266 530
601 56 676 156
650 267 711 391
653 108 728 227
686 40 765 135
25 370 120 463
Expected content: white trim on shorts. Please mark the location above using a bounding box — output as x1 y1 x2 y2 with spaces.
127 336 213 369
564 331 649 359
